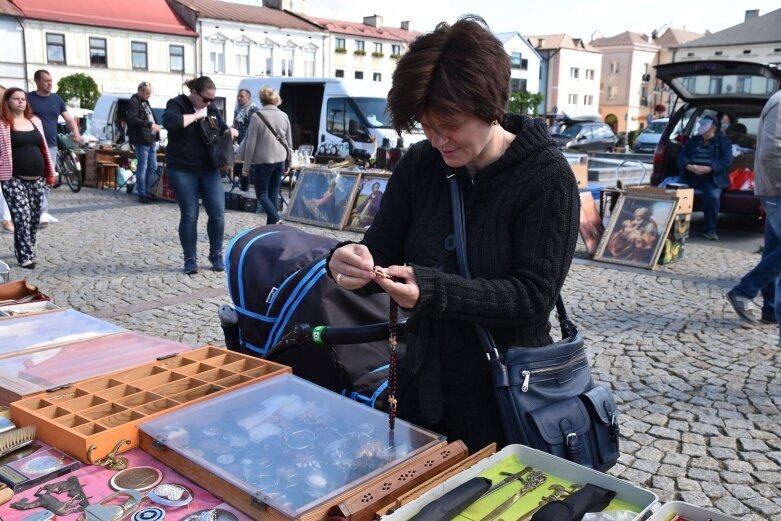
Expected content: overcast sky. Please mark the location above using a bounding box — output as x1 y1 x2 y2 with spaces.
299 0 780 40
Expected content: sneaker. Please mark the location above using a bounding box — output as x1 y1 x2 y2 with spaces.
184 257 198 275
761 312 778 325
20 260 36 269
40 212 58 223
208 251 225 272
138 196 151 204
703 231 719 241
1 220 12 234
726 288 759 325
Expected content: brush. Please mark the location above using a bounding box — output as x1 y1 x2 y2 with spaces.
0 425 37 459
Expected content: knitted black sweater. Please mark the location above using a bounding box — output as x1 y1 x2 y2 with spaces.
344 114 579 450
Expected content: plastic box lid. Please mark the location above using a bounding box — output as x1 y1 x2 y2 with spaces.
647 501 740 521
139 373 444 518
0 308 125 354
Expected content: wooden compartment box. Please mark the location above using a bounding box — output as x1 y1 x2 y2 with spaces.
10 346 290 464
139 373 458 521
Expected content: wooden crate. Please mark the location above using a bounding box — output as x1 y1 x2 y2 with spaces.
140 432 466 521
10 346 290 463
83 149 97 187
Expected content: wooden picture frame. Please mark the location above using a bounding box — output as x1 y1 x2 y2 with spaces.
345 173 391 232
285 167 361 229
594 192 678 269
579 191 604 257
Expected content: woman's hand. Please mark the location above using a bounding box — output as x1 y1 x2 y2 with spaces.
228 128 239 140
374 265 419 309
329 244 375 290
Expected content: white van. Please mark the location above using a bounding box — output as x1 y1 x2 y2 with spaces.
92 93 169 145
236 77 425 155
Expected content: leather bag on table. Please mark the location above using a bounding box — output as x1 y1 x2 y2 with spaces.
448 175 620 472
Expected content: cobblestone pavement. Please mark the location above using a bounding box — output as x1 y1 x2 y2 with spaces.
2 186 780 520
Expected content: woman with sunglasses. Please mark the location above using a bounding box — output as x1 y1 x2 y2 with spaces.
163 76 238 274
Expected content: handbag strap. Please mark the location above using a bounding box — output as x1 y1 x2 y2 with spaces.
256 111 289 154
446 174 577 357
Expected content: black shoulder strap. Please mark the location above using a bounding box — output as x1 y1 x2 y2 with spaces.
256 111 289 153
447 175 577 354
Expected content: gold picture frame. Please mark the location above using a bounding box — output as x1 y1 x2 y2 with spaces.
284 167 361 230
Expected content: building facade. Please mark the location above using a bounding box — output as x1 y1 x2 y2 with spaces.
0 0 25 89
591 31 659 133
495 31 542 107
308 15 418 86
530 34 602 119
12 0 197 101
168 0 327 119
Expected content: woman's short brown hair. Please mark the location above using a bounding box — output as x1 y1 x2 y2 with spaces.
260 86 281 106
387 15 510 133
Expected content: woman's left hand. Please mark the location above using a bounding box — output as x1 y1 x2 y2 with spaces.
228 128 239 139
374 265 419 309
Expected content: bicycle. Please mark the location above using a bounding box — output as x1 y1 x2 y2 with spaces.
53 136 82 193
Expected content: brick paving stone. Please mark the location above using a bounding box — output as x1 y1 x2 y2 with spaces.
1 188 777 520
676 477 703 491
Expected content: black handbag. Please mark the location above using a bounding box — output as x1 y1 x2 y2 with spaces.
448 174 620 472
196 112 234 171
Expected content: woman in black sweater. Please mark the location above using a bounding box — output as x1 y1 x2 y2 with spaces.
327 16 580 452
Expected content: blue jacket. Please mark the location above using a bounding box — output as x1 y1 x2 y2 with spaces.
677 133 734 188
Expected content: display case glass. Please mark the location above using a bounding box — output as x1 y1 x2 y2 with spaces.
139 373 444 518
0 332 191 394
0 309 125 353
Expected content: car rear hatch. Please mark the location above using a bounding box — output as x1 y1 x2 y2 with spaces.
655 60 781 104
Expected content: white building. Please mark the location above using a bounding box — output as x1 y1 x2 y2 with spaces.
529 34 602 119
494 32 542 105
168 0 328 120
671 8 781 66
0 0 25 89
307 14 418 86
12 0 197 101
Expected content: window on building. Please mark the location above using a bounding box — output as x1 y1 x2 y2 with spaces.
585 69 595 80
236 43 250 75
335 69 344 78
607 86 618 100
609 61 619 75
46 33 66 64
682 77 696 92
169 45 184 72
769 78 778 93
355 40 365 51
355 70 364 80
373 72 382 82
132 41 148 70
89 37 107 67
510 78 527 92
736 76 752 94
584 95 594 106
391 44 401 56
714 51 723 56
570 67 579 79
511 52 523 69
303 49 316 77
640 86 649 106
209 41 224 73
568 93 578 104
374 43 382 53
708 77 723 94
259 47 273 76
281 48 294 76
335 37 346 50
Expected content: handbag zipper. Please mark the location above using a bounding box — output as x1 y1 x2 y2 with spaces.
520 352 587 392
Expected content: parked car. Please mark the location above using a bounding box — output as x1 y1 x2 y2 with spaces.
632 118 669 153
650 60 781 215
550 122 617 152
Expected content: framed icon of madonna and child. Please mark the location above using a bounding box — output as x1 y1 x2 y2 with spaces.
594 192 677 269
285 168 361 229
345 174 391 232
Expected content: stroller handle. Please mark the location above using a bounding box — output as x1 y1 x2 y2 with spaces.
265 320 408 361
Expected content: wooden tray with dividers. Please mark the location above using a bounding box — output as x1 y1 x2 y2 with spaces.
10 346 290 464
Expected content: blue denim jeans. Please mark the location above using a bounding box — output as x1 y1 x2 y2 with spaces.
134 144 158 197
253 161 284 224
166 168 225 259
680 174 722 234
733 196 781 322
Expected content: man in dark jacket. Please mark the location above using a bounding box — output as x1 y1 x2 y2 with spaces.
127 82 161 203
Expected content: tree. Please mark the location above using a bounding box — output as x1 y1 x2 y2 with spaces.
56 73 101 110
509 90 544 117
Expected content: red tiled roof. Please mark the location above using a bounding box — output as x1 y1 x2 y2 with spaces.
172 0 323 32
309 16 420 43
10 0 196 36
0 0 22 16
528 33 601 53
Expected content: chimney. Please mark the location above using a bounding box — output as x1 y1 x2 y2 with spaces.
263 0 282 9
744 9 759 21
363 15 383 28
400 20 411 31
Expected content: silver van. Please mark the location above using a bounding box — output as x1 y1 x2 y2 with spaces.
92 93 168 145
